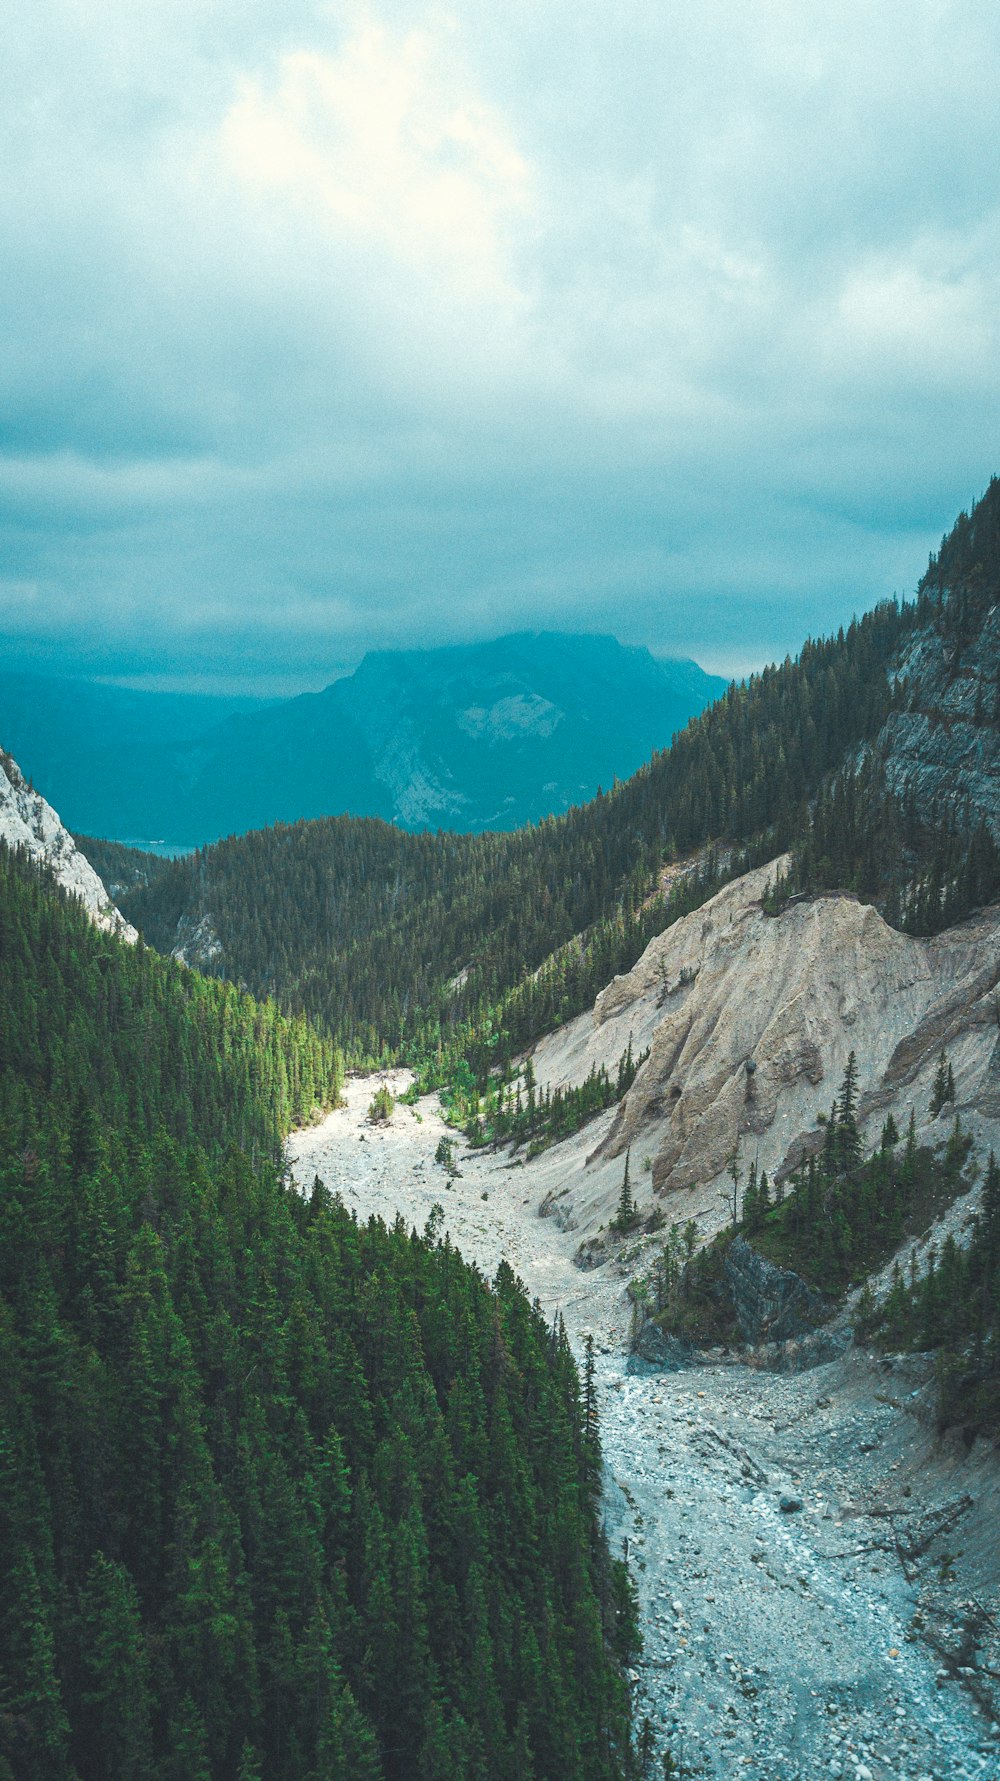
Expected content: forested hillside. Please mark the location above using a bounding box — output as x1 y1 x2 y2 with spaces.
0 847 338 1156
0 849 636 1780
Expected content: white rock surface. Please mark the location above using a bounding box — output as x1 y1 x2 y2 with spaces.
0 751 136 941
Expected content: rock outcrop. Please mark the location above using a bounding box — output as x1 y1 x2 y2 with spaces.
873 593 1000 841
171 911 223 971
626 1320 696 1374
722 1236 827 1344
0 751 135 941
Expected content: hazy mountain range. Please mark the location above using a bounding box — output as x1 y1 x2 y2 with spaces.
2 633 724 844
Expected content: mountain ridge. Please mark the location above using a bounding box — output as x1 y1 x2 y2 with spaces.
0 633 725 844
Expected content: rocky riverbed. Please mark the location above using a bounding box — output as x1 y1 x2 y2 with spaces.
289 1072 1000 1781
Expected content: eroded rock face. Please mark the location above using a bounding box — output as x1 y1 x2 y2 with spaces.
0 751 136 941
598 862 999 1190
531 857 1000 1242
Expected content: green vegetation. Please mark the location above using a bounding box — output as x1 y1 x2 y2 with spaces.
930 1051 956 1119
367 1083 395 1123
768 761 1000 937
742 1108 973 1298
867 1150 1000 1431
767 475 1000 933
636 1053 998 1431
441 1045 649 1156
610 1150 638 1236
0 848 638 1780
0 846 340 1156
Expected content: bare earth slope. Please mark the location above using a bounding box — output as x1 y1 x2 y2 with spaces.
290 1075 1000 1781
528 859 1000 1245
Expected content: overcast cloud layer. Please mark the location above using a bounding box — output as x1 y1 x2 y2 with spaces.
3 1 999 692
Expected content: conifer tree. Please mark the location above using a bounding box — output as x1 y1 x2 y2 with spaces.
930 1051 954 1117
612 1148 636 1233
836 1051 862 1170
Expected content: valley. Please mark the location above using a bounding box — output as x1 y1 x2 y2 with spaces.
4 481 1000 1778
291 1074 1000 1780
8 10 1000 1771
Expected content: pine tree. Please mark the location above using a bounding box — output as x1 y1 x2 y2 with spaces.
836 1051 861 1170
611 1148 636 1232
931 1051 953 1117
73 1553 154 1780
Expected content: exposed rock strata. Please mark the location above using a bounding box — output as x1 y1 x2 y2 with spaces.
723 1236 828 1345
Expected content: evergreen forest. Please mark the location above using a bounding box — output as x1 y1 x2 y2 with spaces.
0 848 637 1780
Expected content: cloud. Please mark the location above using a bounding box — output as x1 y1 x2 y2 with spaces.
220 25 533 298
1 1 999 690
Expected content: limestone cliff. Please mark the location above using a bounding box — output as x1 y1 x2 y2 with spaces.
0 750 136 941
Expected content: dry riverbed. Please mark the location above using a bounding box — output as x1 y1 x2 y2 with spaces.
289 1072 1000 1781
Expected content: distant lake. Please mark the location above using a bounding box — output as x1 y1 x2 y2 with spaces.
114 840 198 858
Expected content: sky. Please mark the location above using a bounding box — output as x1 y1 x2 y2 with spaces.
3 1 1000 696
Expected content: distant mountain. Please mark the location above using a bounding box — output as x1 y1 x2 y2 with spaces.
169 634 726 840
2 635 726 843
